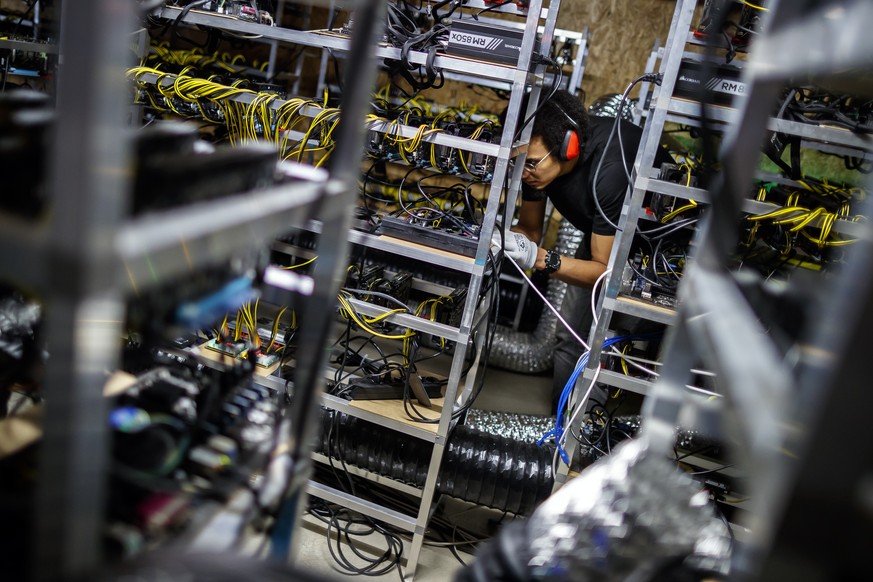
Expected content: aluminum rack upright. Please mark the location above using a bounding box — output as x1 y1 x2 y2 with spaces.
146 2 565 577
636 1 873 578
0 0 385 580
556 0 873 488
301 3 565 579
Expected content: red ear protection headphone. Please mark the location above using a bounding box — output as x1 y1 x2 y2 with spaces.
553 101 581 161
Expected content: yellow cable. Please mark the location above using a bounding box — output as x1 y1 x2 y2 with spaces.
281 256 317 270
620 344 631 377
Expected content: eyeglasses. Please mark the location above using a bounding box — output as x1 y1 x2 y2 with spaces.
521 148 555 173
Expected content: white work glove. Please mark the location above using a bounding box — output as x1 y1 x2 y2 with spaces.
493 231 538 270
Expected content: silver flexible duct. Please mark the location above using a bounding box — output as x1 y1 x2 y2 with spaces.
525 438 732 580
489 219 583 373
588 94 637 122
465 409 555 444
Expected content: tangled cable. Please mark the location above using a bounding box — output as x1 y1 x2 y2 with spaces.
128 66 338 164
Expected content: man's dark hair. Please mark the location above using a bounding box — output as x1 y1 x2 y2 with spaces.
531 90 589 153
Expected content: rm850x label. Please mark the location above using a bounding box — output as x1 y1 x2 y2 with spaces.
449 31 504 51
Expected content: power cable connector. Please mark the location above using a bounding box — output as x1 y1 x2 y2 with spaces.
530 53 558 67
641 72 664 85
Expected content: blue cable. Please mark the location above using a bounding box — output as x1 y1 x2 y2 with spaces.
539 332 664 465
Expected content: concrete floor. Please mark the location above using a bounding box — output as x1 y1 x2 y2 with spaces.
292 512 467 581
293 365 554 581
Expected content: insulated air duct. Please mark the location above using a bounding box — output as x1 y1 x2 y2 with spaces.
488 219 582 372
316 410 555 516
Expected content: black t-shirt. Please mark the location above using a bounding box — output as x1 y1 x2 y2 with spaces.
522 116 673 259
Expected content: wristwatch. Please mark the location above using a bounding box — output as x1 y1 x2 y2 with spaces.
542 250 562 274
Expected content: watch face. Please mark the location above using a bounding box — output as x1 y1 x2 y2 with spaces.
546 251 561 272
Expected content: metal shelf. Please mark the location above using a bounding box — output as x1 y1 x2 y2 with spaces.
366 118 520 158
311 452 423 498
319 393 445 443
286 220 486 275
636 174 710 202
667 97 873 153
305 481 418 532
0 38 58 53
350 230 487 275
637 175 866 237
157 7 531 84
343 295 487 341
591 368 653 396
604 295 678 326
801 138 873 160
771 117 873 153
144 1 559 577
666 96 738 123
585 367 720 399
117 179 326 292
566 5 873 564
132 70 516 157
665 111 873 161
272 241 458 296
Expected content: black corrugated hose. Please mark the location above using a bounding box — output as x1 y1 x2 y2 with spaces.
316 409 555 516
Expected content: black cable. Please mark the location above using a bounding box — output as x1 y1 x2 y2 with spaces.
327 48 344 93
572 398 614 454
311 412 406 577
844 155 873 174
9 0 38 39
314 454 489 552
512 57 564 144
138 0 167 13
591 72 663 232
638 216 699 238
168 0 211 47
405 174 484 235
314 502 404 576
393 165 425 217
331 334 399 388
472 0 513 20
340 287 410 310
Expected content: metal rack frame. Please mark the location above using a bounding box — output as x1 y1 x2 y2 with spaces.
0 1 384 579
148 1 566 578
638 1 873 578
556 0 873 487
0 0 58 92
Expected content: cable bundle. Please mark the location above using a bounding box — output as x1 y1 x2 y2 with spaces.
778 86 873 135
694 0 769 61
382 174 483 228
382 2 451 92
372 85 499 124
145 42 271 76
332 238 499 425
332 284 467 423
307 497 405 577
737 179 865 276
365 107 499 178
539 332 662 466
128 66 338 164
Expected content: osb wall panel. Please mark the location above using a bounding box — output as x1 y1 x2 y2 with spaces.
412 1 678 115
558 0 676 105
0 1 28 12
